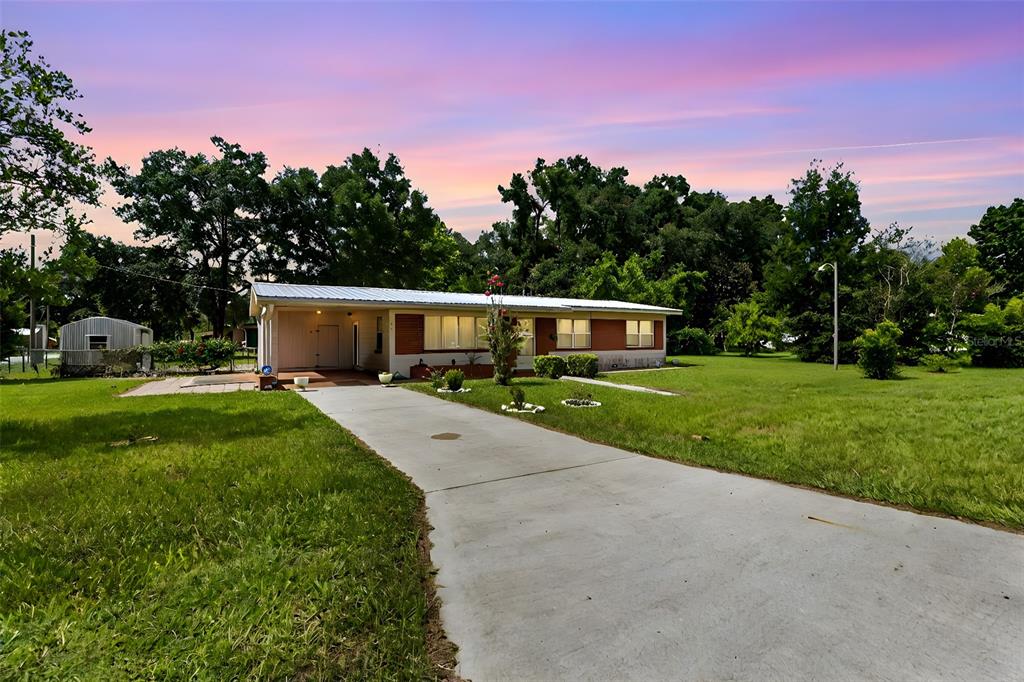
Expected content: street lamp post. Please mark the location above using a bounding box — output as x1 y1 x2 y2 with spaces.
818 262 838 370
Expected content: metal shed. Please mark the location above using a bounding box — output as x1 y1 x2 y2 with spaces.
59 316 153 366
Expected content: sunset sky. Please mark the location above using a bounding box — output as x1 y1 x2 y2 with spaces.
3 1 1023 250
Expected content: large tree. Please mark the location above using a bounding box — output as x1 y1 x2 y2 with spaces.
1 31 100 235
764 161 872 362
253 149 458 290
968 198 1023 298
105 137 268 337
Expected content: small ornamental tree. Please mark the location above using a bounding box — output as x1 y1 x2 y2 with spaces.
483 273 524 385
855 321 902 379
724 300 782 356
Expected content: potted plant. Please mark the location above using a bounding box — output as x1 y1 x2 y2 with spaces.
378 371 394 385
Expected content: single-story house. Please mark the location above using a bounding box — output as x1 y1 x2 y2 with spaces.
249 282 681 376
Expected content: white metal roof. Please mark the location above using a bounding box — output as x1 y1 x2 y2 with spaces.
250 282 681 315
58 316 152 332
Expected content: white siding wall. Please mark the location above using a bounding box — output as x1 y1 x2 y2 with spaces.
265 306 389 372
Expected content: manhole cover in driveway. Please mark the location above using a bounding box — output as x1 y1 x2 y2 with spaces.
431 432 461 440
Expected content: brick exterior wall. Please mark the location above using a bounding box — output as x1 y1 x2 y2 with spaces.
395 314 424 355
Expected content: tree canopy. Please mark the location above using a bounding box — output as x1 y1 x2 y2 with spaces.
105 137 269 337
969 198 1024 299
253 149 459 290
0 30 100 236
4 29 1021 368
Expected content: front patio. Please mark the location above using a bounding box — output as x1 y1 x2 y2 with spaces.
122 369 381 397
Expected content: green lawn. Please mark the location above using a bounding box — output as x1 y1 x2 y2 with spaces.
409 355 1024 528
0 377 447 679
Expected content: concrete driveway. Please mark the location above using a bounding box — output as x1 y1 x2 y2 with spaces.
302 386 1024 681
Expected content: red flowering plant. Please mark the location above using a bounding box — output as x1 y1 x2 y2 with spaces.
149 338 237 371
483 273 525 385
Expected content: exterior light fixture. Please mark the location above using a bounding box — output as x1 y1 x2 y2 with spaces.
817 262 839 371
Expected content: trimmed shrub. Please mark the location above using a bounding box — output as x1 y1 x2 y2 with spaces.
509 386 527 410
668 327 717 355
855 321 902 380
443 369 465 391
921 353 968 373
533 355 566 379
564 353 599 378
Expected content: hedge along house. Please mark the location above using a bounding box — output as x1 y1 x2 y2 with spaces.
249 282 681 377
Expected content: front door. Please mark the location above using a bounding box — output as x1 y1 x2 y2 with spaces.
316 325 340 368
351 323 360 367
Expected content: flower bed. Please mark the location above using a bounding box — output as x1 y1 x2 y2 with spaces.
560 398 602 408
501 402 545 414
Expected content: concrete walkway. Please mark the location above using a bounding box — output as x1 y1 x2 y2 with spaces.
562 374 678 395
302 386 1024 681
121 375 255 396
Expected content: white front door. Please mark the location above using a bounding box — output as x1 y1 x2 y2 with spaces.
316 325 340 367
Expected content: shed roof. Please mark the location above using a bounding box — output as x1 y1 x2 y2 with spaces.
59 316 152 332
250 282 681 315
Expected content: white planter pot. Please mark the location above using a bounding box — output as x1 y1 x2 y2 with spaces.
294 376 310 390
378 372 394 385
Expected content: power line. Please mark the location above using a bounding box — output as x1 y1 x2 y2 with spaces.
94 263 244 294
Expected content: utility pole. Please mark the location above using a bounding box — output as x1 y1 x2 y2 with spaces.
28 234 36 372
832 261 838 371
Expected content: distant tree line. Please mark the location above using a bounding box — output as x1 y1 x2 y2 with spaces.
2 30 1022 367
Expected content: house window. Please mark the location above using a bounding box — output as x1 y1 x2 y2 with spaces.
556 319 590 349
477 317 489 348
626 320 655 348
86 334 109 350
519 318 535 355
424 315 486 350
375 316 384 353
